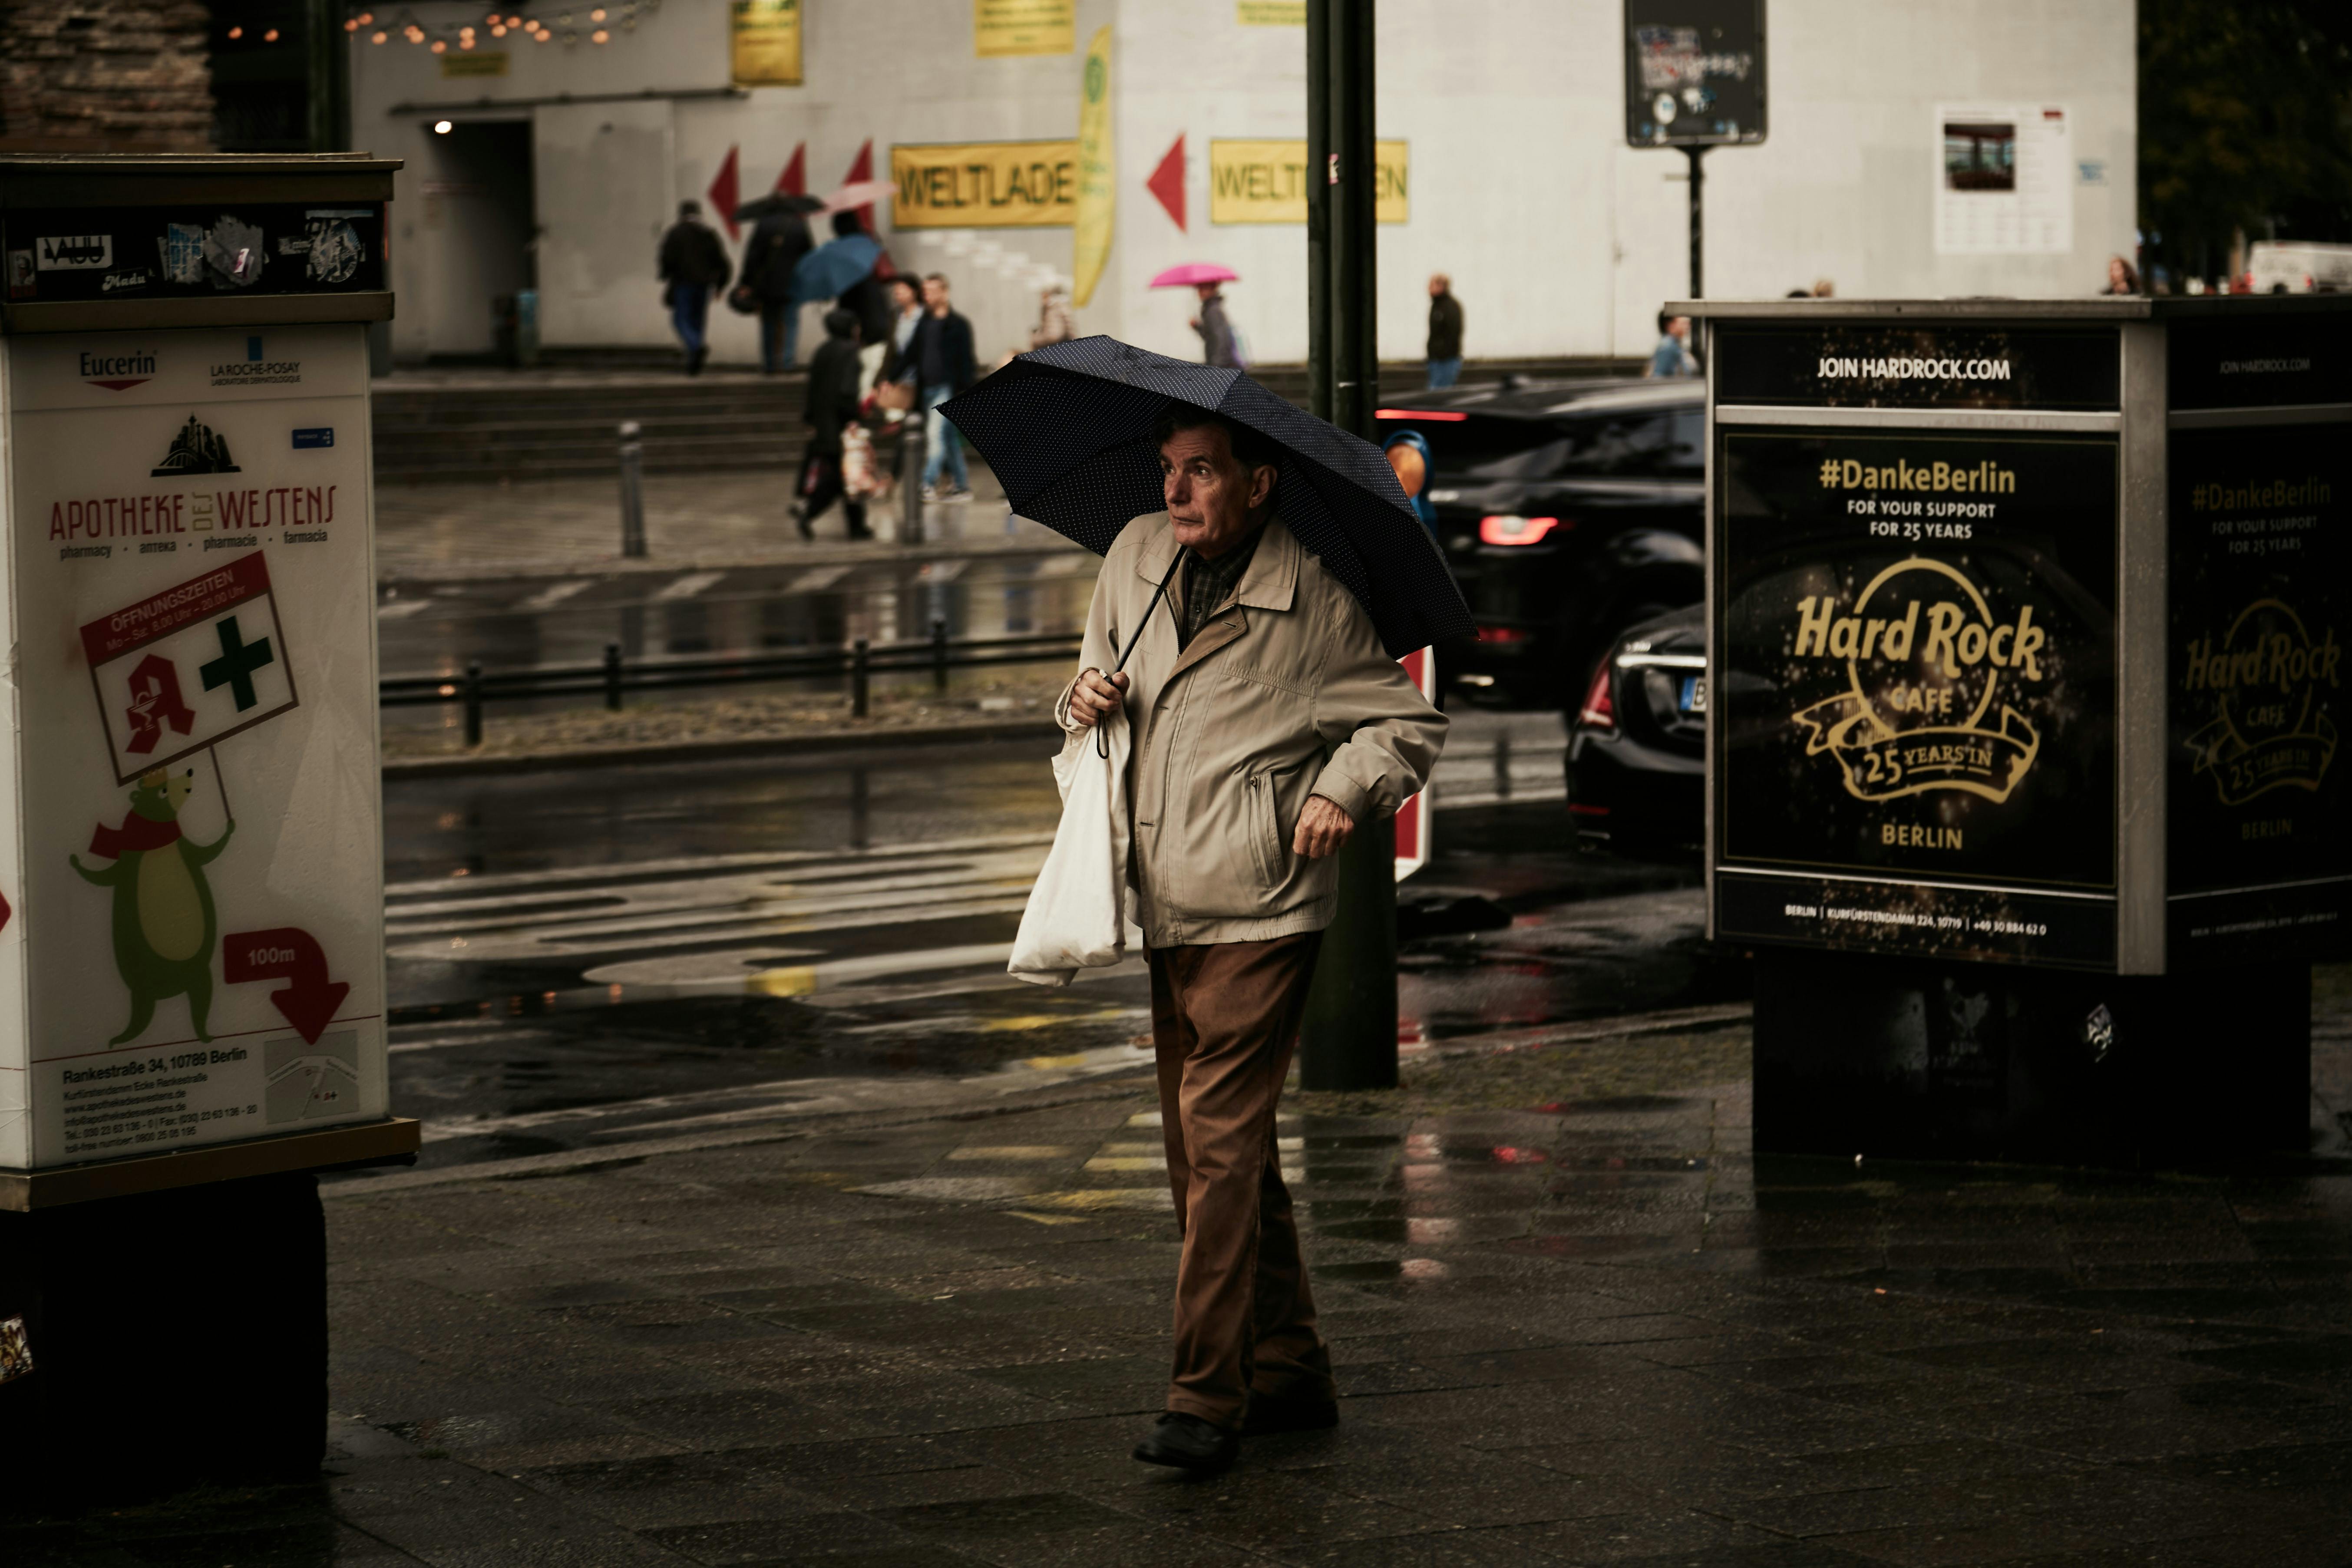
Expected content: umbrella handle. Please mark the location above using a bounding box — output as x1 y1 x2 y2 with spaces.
1097 546 1185 760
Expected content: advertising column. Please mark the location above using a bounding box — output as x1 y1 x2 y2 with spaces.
3 325 386 1170
2165 312 2352 966
1711 322 2122 971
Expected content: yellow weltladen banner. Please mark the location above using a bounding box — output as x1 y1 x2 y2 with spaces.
1236 1 1305 22
1070 27 1114 306
1209 139 1410 224
731 0 802 87
892 141 1078 228
976 0 1074 56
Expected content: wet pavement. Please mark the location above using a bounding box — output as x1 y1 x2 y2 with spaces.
374 456 1023 584
13 985 2349 1566
377 733 1695 1178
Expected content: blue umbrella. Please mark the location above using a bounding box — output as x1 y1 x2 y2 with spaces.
938 336 1470 657
790 233 880 303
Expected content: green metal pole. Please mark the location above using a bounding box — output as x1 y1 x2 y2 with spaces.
1297 0 1396 1094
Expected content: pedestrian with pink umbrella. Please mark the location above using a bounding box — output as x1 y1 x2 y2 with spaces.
1153 262 1242 368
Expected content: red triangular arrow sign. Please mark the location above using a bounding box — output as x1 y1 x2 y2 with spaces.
708 145 741 241
1147 134 1186 232
776 142 806 196
842 138 876 233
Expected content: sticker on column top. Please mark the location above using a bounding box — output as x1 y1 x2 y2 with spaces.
36 235 111 271
292 428 334 449
0 1316 31 1386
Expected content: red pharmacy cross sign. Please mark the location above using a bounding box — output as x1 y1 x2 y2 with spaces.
79 553 300 783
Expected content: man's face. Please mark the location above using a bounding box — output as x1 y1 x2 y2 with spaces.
892 280 919 312
1427 276 1444 297
1162 424 1273 559
1669 315 1690 342
922 278 948 312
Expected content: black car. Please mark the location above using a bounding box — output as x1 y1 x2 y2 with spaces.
1563 603 1704 858
1376 377 1704 706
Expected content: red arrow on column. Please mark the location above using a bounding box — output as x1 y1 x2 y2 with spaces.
223 928 350 1045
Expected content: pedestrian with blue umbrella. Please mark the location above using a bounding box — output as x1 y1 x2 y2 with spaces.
942 337 1461 1473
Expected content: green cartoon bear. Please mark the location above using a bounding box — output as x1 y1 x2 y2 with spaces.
71 766 235 1045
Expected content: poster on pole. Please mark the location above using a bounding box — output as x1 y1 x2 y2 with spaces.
1624 0 1766 148
730 0 803 88
1935 105 2073 255
975 0 1073 56
1394 648 1436 881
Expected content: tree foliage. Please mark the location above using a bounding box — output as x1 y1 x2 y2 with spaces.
2141 0 2352 267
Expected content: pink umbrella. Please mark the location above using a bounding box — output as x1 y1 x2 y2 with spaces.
822 179 894 213
1150 262 1239 287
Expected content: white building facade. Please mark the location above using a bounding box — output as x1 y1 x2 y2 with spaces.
353 0 2137 368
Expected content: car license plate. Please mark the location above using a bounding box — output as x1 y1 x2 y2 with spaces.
1681 676 1706 714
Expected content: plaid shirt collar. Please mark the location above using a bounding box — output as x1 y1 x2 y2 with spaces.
1177 525 1266 649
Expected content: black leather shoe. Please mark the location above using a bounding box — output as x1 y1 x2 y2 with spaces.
1242 1393 1339 1436
1131 1413 1238 1472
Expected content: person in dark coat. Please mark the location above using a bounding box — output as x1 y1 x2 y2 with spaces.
737 208 813 374
1190 283 1239 368
903 273 978 499
1425 273 1463 388
657 201 732 376
795 308 870 540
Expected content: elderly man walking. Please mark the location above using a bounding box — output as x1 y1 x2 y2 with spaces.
1060 405 1446 1472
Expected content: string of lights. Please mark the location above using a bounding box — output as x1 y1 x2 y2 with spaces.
336 1 664 51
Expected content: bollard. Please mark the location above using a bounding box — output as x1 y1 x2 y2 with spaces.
618 419 647 558
604 642 624 711
851 637 870 718
1494 730 1512 799
932 617 949 693
463 662 484 746
900 415 925 545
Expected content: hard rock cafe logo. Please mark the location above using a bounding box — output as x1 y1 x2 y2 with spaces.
1789 558 2044 802
2182 599 2339 804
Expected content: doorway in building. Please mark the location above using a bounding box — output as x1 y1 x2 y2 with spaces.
421 120 536 360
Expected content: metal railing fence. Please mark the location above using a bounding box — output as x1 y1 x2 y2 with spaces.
380 620 1081 746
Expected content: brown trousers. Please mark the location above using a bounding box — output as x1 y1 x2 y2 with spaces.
1148 931 1335 1429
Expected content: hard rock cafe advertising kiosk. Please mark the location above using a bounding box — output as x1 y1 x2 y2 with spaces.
0 155 415 1480
1694 296 2348 1163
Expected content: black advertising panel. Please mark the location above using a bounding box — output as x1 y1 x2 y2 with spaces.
1716 325 2120 411
1624 0 1765 148
2168 313 2352 410
2167 423 2350 964
1 201 386 304
1716 429 2119 969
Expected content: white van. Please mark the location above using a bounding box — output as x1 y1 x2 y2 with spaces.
2246 241 2352 294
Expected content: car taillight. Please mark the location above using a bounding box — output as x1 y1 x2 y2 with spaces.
1576 663 1615 730
1479 514 1562 546
1473 626 1529 643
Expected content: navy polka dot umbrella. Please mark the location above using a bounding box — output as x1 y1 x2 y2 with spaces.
937 335 1472 658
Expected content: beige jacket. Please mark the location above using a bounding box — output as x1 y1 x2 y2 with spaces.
1054 511 1447 948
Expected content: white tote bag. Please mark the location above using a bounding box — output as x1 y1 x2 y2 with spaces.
1008 713 1136 987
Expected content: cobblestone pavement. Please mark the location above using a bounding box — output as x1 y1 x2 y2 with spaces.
11 987 2351 1567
